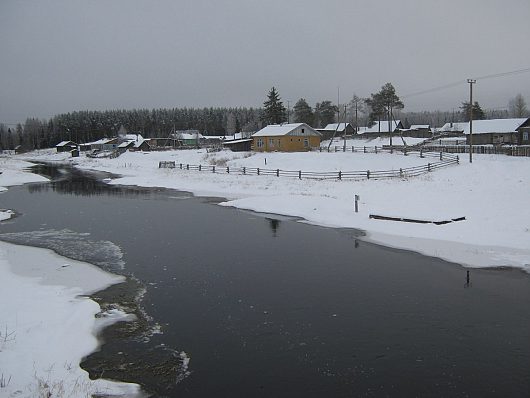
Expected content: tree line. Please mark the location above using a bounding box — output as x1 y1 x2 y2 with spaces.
0 87 527 151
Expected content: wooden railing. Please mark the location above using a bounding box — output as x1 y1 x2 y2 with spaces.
159 148 459 181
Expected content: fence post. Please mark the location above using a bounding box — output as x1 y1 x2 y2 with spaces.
243 166 246 175
335 146 338 152
276 169 279 177
420 149 424 158
428 163 431 172
375 146 378 154
338 170 342 180
404 147 408 156
299 170 302 180
199 164 201 171
186 164 189 170
319 147 322 152
212 165 215 173
367 170 370 179
400 168 403 177
364 146 366 153
179 163 182 169
440 152 442 160
257 168 260 175
227 166 230 174
352 146 355 152
457 155 459 164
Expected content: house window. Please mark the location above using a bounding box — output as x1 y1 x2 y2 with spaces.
269 138 274 147
304 138 309 147
301 128 305 134
524 132 529 141
257 138 264 148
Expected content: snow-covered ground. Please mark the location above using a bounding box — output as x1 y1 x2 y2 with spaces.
16 148 530 272
1 146 529 394
0 157 143 396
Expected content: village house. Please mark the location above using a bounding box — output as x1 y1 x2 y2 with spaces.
89 137 120 152
463 118 530 145
252 123 321 152
55 141 78 152
357 120 404 137
317 123 355 140
400 124 433 138
174 130 204 147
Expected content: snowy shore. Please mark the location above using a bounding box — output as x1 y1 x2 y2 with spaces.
15 145 530 272
0 159 143 396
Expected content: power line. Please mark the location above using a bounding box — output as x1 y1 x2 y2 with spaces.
473 67 530 81
403 66 530 99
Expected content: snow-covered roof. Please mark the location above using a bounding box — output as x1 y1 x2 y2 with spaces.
118 141 134 148
410 124 430 129
122 133 144 141
56 141 76 147
252 123 319 137
462 118 528 135
223 138 253 145
358 120 402 134
133 138 149 148
177 132 204 140
439 122 467 132
89 138 114 145
321 123 352 132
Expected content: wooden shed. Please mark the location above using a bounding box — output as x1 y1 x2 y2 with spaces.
56 141 78 152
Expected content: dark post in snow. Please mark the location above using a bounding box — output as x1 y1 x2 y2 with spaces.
467 78 476 163
354 195 360 213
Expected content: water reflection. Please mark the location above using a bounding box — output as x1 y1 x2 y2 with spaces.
465 270 472 288
266 217 281 237
28 163 164 198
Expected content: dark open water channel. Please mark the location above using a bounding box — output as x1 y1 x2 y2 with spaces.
1 164 529 397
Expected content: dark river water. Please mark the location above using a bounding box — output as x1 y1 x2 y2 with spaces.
1 163 529 397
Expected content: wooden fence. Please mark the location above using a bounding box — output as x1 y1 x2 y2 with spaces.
159 149 459 181
420 145 530 157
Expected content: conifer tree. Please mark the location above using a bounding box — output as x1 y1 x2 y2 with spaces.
293 98 314 125
262 87 286 125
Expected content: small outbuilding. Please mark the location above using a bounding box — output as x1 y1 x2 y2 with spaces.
252 123 321 152
317 123 355 140
223 138 253 152
56 141 78 152
357 120 404 137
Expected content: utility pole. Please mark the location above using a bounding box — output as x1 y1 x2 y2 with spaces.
343 104 347 152
337 86 340 125
467 79 476 163
287 100 291 123
388 105 392 152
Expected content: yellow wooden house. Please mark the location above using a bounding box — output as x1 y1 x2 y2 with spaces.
252 123 321 152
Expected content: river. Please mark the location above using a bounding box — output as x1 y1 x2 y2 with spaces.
0 163 529 397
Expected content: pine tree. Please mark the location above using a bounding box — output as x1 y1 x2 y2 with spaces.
315 101 337 127
262 87 286 125
293 98 314 125
461 101 485 121
365 83 404 124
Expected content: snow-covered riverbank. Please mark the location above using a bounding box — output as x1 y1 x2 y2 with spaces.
15 147 530 272
0 158 143 396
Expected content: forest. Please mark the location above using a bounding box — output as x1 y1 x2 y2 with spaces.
0 90 525 151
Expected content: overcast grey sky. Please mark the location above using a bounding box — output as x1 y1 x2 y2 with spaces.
1 0 529 123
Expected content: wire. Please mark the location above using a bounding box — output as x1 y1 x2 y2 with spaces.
403 66 530 99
